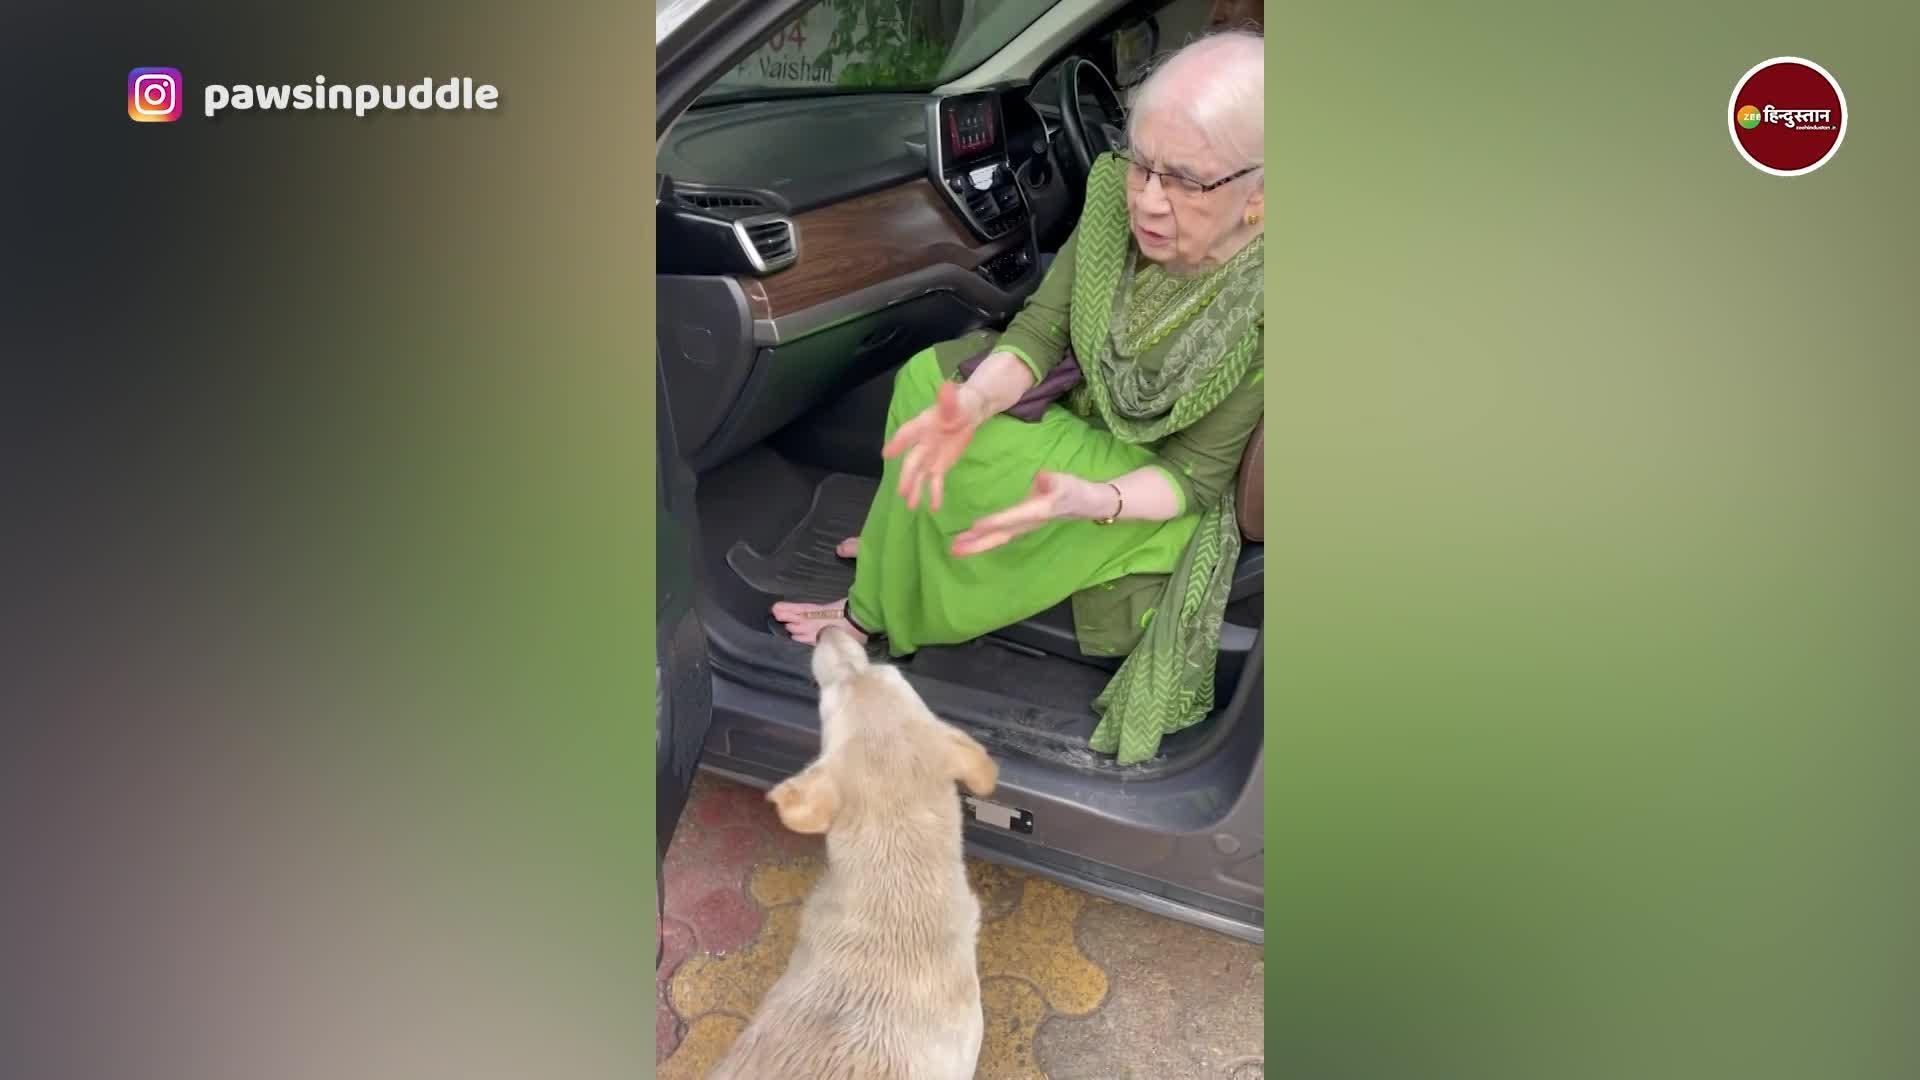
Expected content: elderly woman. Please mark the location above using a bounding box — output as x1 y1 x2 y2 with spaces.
773 31 1265 765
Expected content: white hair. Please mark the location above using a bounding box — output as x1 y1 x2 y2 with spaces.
1125 30 1265 172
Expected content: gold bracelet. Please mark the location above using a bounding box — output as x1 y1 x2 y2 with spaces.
1093 482 1124 526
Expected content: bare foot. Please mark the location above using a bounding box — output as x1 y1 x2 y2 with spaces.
771 598 869 646
835 536 859 559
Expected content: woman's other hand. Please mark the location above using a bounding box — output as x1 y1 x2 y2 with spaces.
952 471 1093 557
883 381 986 511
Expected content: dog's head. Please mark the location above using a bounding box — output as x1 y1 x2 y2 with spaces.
766 627 997 835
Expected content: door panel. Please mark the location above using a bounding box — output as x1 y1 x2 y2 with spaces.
656 361 712 857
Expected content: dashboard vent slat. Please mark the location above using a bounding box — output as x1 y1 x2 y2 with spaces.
746 224 791 260
732 214 797 274
685 191 769 212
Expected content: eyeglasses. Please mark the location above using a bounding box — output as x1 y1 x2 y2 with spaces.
1114 148 1261 198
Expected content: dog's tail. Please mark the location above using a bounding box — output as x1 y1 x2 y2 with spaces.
811 625 870 687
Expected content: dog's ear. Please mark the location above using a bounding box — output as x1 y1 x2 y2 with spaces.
942 727 997 797
767 763 840 834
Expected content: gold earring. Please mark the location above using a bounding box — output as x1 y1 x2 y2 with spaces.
1245 209 1262 225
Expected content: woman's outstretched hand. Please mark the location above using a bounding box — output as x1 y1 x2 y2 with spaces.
883 381 984 512
952 471 1091 557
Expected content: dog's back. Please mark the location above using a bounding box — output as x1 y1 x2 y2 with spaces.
710 630 997 1080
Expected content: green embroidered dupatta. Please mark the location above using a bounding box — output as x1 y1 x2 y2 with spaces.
1065 153 1265 765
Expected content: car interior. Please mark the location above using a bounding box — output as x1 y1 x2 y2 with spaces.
656 0 1265 782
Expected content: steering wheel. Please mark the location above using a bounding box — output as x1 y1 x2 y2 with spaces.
1056 56 1126 189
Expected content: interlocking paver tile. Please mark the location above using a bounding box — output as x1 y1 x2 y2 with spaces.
656 773 1264 1077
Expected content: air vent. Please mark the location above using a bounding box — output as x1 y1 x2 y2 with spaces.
744 221 792 261
684 191 768 212
731 214 797 274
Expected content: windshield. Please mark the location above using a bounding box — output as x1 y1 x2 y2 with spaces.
692 0 1062 105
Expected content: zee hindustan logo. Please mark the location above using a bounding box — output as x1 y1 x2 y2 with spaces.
1728 57 1846 176
1737 104 1835 130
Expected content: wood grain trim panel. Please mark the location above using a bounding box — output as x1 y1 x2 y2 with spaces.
743 180 1010 320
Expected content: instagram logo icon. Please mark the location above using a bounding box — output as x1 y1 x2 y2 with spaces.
128 67 183 122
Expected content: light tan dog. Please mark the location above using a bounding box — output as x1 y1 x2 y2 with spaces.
710 627 998 1079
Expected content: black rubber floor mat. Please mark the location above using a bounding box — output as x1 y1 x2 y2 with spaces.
726 472 878 603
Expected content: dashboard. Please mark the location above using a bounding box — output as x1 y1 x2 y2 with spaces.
656 87 1068 293
654 84 1073 470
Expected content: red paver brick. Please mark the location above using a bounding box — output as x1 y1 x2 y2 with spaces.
664 827 764 916
660 824 713 873
687 778 767 827
659 916 697 983
667 820 764 872
683 885 763 955
760 818 825 861
714 821 765 865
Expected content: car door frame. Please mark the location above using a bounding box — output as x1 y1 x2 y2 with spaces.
658 0 823 137
656 345 713 869
654 0 819 860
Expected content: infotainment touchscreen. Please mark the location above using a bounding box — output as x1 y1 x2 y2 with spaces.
941 95 1001 166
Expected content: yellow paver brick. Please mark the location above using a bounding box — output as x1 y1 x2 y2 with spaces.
657 1014 746 1080
977 976 1050 1079
665 858 1113 1073
976 876 1108 1016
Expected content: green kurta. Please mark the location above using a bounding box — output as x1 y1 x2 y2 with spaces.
997 226 1266 658
844 222 1265 660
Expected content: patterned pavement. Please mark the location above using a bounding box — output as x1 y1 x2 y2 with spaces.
657 771 1265 1079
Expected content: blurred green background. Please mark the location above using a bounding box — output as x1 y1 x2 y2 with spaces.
8 2 658 1077
1265 2 1917 1077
